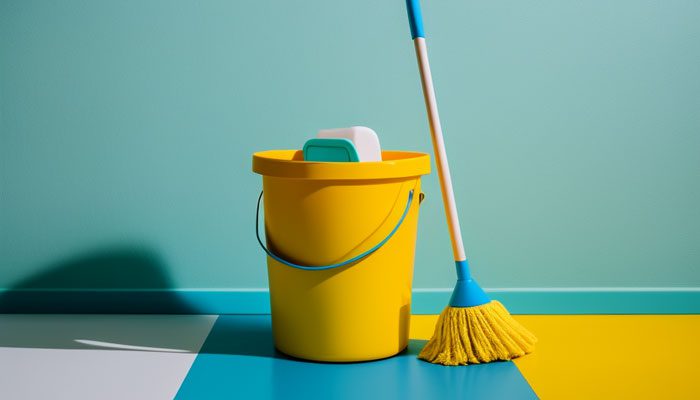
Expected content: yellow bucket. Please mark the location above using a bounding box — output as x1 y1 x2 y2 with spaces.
253 150 430 362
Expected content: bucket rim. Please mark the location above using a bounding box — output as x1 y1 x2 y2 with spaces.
252 150 430 180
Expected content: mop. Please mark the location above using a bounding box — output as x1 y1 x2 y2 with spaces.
404 0 537 365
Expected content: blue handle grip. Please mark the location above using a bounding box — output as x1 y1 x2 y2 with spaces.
406 0 425 39
256 190 415 271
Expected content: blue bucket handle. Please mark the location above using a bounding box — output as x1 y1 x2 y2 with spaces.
256 190 415 271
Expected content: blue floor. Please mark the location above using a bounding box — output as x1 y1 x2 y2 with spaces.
176 315 538 400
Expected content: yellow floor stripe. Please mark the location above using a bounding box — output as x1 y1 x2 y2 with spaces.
411 314 700 399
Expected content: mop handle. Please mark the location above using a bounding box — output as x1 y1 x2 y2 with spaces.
406 0 467 262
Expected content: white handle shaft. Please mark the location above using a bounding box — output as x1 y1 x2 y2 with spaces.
413 38 466 261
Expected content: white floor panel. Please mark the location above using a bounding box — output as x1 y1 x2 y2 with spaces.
0 315 218 400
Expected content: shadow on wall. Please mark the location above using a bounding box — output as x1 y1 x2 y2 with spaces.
0 246 201 313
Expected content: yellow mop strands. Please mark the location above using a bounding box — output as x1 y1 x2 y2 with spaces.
419 300 537 366
405 0 537 365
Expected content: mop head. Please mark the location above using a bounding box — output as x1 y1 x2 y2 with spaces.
418 300 537 366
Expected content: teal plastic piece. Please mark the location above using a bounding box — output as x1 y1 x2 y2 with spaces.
449 260 492 307
302 138 360 162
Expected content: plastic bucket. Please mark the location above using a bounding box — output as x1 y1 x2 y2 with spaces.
252 150 430 362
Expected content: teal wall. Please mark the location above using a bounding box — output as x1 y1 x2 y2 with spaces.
2 0 699 294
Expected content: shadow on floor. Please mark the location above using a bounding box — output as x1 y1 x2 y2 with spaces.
197 314 426 361
197 314 277 357
0 314 217 352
